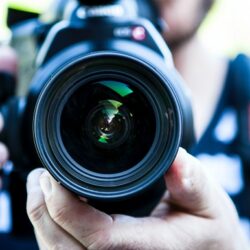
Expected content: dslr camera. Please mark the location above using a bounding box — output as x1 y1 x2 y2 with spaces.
1 0 194 216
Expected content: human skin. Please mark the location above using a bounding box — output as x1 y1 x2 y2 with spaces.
0 1 248 249
0 114 8 189
24 1 248 249
26 148 248 250
155 0 228 140
25 2 248 248
0 46 15 189
155 0 214 47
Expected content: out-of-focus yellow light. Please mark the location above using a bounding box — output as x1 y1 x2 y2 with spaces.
0 0 10 43
199 0 250 56
7 0 52 14
0 0 52 43
1 0 250 55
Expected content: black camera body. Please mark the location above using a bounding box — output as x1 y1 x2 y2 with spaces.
1 0 194 216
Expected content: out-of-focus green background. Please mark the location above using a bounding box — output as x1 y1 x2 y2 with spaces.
0 0 250 56
0 0 51 40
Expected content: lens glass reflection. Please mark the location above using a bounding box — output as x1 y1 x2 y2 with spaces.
60 80 156 174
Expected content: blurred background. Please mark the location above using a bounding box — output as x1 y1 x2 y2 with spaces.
1 0 250 56
0 0 249 247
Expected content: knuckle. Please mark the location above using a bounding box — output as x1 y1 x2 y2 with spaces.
50 203 70 225
0 143 9 161
50 244 67 250
27 202 46 223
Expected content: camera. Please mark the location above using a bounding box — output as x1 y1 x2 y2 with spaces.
1 0 194 216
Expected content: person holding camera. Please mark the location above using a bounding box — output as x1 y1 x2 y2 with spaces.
25 0 249 249
1 0 250 249
26 148 248 250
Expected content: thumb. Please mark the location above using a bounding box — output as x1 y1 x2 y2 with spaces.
164 148 224 218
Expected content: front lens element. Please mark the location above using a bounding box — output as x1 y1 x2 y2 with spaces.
87 99 131 148
60 80 156 174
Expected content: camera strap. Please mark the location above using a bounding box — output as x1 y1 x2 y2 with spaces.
229 54 250 218
230 54 250 164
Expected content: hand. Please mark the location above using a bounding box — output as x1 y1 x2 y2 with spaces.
0 114 9 189
0 46 16 189
26 149 249 250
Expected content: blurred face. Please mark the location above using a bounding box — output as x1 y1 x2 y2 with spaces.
154 0 213 48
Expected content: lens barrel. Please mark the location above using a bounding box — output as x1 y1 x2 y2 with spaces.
33 52 182 200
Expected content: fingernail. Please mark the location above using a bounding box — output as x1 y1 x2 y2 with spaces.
179 149 198 189
177 148 191 178
27 169 45 193
183 161 192 180
39 172 52 199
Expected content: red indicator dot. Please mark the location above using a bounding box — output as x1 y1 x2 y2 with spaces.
132 26 146 41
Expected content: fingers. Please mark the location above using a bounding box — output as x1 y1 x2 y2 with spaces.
26 169 85 250
0 142 9 167
35 170 113 247
35 230 48 250
0 114 8 168
0 46 14 175
0 113 4 132
0 113 6 189
0 141 8 188
164 148 227 218
0 114 9 189
0 46 18 75
150 191 171 217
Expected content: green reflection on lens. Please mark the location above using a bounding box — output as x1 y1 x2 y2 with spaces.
102 100 122 119
100 81 133 97
96 100 124 145
107 100 122 109
99 135 108 144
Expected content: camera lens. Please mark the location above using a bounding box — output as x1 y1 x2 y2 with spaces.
86 99 130 148
60 80 155 174
33 52 182 200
